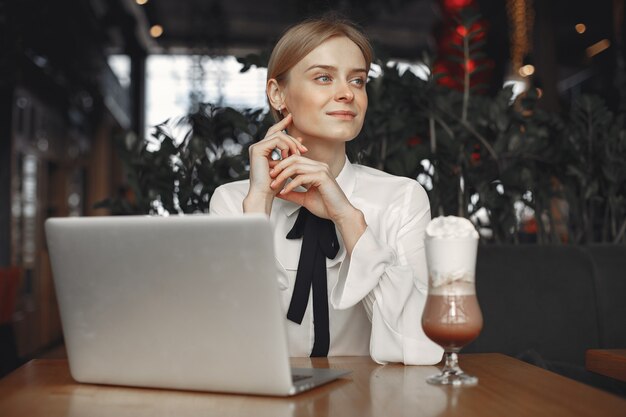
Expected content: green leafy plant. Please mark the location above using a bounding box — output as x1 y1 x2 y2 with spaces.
561 96 626 243
97 104 271 215
102 10 626 245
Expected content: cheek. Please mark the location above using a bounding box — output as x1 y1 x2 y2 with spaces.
285 90 308 115
287 90 325 121
285 95 317 133
357 92 368 118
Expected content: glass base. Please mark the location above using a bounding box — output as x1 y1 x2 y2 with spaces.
426 351 478 386
426 370 478 386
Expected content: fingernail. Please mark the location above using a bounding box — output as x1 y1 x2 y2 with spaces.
279 188 286 195
270 180 276 187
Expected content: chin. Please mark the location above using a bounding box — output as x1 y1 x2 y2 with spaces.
319 131 358 143
296 122 363 142
326 125 362 141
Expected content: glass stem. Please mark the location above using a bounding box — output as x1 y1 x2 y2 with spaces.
442 351 463 375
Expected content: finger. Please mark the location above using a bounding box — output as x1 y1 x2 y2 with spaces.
295 137 307 150
279 173 321 195
275 189 306 206
252 135 300 159
271 131 307 154
270 163 321 186
270 133 304 158
265 113 293 137
269 156 319 179
272 154 315 170
271 156 323 176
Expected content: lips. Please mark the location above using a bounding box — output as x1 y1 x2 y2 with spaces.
326 110 357 119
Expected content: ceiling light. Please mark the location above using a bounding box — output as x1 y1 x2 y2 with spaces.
575 23 586 34
150 25 163 38
136 0 148 5
518 64 535 77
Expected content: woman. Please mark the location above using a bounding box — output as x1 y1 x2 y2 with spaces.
209 17 443 365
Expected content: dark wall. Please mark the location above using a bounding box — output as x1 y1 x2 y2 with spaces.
0 92 11 267
0 0 15 266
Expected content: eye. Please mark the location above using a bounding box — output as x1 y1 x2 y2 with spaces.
315 74 332 83
350 77 366 87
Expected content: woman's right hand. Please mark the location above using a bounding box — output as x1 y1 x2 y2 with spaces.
244 114 307 214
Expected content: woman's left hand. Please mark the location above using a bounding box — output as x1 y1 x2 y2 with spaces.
268 155 357 221
269 155 367 254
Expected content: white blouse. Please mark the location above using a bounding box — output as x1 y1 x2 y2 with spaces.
209 158 443 365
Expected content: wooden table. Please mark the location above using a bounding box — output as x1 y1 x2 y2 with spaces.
1 354 626 417
586 349 626 382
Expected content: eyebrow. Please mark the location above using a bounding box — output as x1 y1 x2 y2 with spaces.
305 64 368 74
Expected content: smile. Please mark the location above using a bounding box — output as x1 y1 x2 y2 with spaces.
326 111 357 120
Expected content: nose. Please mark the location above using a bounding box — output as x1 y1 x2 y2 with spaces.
335 82 354 102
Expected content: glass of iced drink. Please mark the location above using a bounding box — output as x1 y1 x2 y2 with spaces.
421 216 482 386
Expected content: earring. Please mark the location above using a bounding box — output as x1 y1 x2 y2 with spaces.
277 106 284 117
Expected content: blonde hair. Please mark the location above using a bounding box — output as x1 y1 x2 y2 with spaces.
266 16 373 121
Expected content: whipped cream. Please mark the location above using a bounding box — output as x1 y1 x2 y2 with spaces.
425 216 479 292
426 216 479 240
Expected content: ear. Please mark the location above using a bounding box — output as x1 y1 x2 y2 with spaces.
266 78 285 111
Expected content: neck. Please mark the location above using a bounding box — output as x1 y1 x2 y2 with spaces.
299 137 346 177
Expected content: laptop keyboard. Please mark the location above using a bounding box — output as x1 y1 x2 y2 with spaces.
292 374 312 383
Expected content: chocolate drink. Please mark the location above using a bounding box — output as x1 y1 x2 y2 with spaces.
422 294 483 350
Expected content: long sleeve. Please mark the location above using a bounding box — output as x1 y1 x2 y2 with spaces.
330 181 444 365
209 163 444 362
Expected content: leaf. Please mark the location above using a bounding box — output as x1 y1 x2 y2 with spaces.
447 55 465 64
470 64 491 75
469 51 487 60
584 180 599 199
469 40 487 52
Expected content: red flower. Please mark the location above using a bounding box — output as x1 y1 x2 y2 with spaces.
464 59 476 73
454 22 487 41
444 0 474 10
456 25 468 37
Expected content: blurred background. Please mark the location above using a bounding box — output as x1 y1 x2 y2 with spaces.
1 0 624 373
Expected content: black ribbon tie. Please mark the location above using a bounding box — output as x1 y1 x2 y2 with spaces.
286 207 340 357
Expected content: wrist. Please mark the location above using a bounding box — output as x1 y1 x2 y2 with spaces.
334 206 365 227
335 207 367 255
243 192 274 214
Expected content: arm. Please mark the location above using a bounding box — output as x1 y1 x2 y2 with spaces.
330 183 444 365
244 114 307 215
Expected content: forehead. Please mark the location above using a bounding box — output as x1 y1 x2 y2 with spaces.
294 36 366 71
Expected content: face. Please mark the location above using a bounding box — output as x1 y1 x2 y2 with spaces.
278 36 368 144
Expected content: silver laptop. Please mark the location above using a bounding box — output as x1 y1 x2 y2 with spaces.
45 214 349 396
